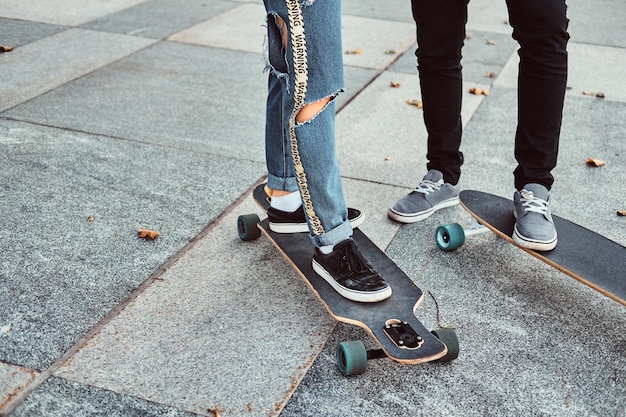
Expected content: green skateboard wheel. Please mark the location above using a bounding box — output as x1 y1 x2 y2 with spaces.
336 341 368 376
435 223 465 251
431 328 459 362
237 214 261 241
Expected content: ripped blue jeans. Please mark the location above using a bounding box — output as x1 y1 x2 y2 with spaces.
263 0 352 248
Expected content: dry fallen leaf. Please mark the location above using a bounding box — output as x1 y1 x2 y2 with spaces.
345 48 362 55
586 157 605 167
406 99 423 108
138 228 160 240
390 81 401 88
0 45 13 53
469 87 490 96
87 215 94 222
384 156 391 161
583 90 605 98
485 71 497 78
617 210 626 217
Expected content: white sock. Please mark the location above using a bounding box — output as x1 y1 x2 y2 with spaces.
270 190 302 212
318 244 335 254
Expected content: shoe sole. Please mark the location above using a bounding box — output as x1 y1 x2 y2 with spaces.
311 260 392 303
512 209 557 251
269 211 365 234
388 197 460 224
513 227 557 251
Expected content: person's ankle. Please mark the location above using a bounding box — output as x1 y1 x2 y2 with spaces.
268 188 301 212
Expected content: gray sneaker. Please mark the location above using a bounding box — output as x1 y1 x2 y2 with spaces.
388 169 460 223
513 183 557 251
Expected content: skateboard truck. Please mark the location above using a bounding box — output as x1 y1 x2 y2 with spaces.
436 217 489 251
383 319 423 349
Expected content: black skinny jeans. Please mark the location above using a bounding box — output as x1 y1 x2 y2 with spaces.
411 0 569 190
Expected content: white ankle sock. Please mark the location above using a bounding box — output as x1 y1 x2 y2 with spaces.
270 190 302 212
318 244 335 254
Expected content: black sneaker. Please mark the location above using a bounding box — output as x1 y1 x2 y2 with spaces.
312 239 392 303
268 205 364 234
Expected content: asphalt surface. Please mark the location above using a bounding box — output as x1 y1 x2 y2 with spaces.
1 0 625 416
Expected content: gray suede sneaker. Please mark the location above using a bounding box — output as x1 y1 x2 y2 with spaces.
388 169 461 223
513 183 557 251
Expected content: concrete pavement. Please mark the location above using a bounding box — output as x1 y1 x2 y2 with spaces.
1 0 625 416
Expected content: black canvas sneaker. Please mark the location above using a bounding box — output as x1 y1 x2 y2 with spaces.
312 239 392 303
268 205 364 234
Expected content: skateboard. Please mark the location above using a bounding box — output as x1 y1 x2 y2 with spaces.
237 184 459 376
435 190 626 306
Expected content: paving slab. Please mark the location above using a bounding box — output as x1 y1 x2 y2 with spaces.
168 3 265 54
341 14 415 71
567 0 626 48
55 196 335 417
0 0 149 26
554 96 626 242
466 0 512 35
2 42 267 160
389 31 518 85
0 119 264 370
342 0 412 23
337 66 379 111
496 41 626 104
82 0 239 40
335 70 488 189
0 29 155 112
0 18 66 49
10 377 198 417
0 363 38 410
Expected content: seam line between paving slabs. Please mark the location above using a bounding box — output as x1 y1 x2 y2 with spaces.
0 176 266 416
0 32 159 114
337 42 415 113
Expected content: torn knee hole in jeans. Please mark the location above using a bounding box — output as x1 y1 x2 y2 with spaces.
295 92 339 125
264 13 289 83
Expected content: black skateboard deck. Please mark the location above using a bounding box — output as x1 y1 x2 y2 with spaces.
437 190 626 306
238 184 458 375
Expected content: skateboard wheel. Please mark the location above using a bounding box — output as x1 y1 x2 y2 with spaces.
431 329 459 363
336 341 368 376
237 214 261 241
435 223 465 251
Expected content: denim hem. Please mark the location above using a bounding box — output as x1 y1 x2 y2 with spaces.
267 174 299 193
310 220 352 248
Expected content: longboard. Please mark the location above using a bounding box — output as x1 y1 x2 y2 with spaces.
436 190 626 306
238 184 458 375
